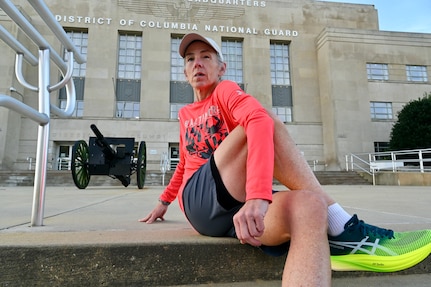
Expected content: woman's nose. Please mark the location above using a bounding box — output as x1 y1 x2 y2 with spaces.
193 58 203 67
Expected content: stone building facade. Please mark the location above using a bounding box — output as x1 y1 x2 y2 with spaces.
0 0 430 172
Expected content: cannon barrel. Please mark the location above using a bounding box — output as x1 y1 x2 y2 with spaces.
90 124 117 158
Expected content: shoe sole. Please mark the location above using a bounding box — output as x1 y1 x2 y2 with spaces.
331 242 431 272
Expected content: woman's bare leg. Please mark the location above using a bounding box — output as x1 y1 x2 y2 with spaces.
214 126 331 286
269 111 335 206
214 114 335 205
262 190 331 287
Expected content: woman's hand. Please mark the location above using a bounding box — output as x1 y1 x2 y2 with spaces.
233 199 269 246
138 203 169 224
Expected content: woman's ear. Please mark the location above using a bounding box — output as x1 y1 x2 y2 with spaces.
218 62 227 77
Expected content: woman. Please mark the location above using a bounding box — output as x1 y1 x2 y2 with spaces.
140 33 431 286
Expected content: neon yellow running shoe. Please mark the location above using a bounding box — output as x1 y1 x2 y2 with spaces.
329 214 431 272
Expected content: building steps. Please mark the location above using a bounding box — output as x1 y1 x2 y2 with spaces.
0 170 371 187
0 170 372 187
314 171 372 185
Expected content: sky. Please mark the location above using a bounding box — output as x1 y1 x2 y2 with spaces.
319 0 431 34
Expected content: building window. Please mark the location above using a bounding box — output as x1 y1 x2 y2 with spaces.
116 101 140 118
366 63 389 81
116 32 142 118
222 39 243 85
271 106 292 123
270 41 292 122
171 36 186 82
170 103 186 120
406 65 428 82
118 33 142 79
370 101 393 120
170 35 193 119
60 30 87 117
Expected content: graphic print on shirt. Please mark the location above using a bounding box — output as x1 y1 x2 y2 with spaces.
184 105 229 159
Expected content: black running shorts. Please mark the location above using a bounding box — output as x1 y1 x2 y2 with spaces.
182 155 290 257
183 155 242 238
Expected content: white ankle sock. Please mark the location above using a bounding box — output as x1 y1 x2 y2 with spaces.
327 203 352 236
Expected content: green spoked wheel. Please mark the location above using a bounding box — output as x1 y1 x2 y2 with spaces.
71 140 91 189
137 141 147 189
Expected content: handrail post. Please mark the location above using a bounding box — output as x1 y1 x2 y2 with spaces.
372 168 375 186
419 150 424 173
31 49 51 227
345 155 349 171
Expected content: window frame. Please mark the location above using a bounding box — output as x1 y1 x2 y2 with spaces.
221 38 244 84
366 63 389 81
370 101 393 121
406 65 428 82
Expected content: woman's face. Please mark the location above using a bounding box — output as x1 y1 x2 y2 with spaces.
183 41 226 92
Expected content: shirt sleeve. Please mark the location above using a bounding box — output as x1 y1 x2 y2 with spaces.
159 157 184 203
216 81 274 203
159 121 186 203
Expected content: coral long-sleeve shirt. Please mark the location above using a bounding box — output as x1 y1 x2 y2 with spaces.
160 80 274 211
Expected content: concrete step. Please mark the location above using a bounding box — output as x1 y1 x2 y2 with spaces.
314 171 372 185
1 242 430 286
0 170 370 187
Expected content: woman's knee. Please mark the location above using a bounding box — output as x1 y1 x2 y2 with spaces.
259 190 327 245
276 190 328 225
295 190 328 226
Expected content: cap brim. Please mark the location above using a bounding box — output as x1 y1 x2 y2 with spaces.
178 33 224 62
179 33 208 58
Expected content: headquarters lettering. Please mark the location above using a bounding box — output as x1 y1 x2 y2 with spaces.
186 0 266 8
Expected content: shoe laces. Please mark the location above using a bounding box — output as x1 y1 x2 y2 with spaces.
346 214 395 239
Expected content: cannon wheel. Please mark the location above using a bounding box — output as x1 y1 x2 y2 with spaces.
71 140 91 189
137 141 147 189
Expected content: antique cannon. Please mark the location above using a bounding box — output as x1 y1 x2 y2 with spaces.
71 124 146 189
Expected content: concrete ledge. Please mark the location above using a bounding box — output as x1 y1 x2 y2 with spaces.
0 242 284 286
377 172 431 186
1 242 430 286
1 185 431 286
360 171 431 186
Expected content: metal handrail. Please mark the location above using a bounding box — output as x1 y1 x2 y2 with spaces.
0 0 65 71
0 25 38 65
345 153 375 185
0 0 85 226
0 95 49 124
28 0 85 64
346 148 431 185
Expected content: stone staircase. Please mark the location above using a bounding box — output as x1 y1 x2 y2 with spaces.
314 171 372 185
0 170 371 187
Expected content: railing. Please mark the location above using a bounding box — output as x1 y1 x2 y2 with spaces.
307 159 327 171
0 0 85 226
57 158 71 171
346 148 431 185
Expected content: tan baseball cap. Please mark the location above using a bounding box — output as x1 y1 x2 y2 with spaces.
178 33 224 62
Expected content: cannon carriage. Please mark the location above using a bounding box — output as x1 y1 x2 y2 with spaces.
71 124 147 189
